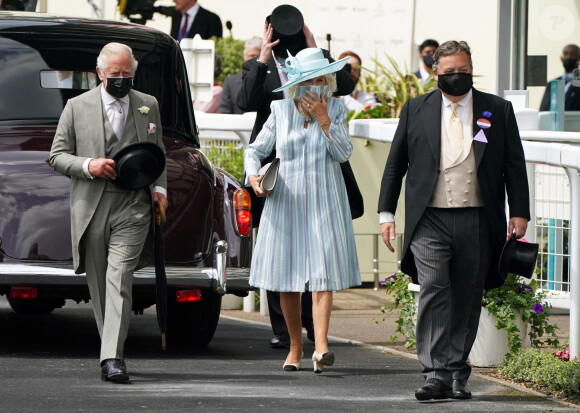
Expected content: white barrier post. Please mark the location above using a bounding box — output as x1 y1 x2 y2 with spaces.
566 166 580 359
243 291 255 313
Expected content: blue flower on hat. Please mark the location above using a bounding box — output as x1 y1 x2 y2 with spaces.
282 54 305 82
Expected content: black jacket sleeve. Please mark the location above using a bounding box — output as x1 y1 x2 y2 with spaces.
237 58 269 112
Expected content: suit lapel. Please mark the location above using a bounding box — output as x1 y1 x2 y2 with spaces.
421 89 442 164
87 87 106 157
472 89 487 168
129 90 146 142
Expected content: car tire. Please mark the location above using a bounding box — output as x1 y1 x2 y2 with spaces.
7 297 63 315
166 289 222 348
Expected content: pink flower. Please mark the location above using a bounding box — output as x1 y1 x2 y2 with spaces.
363 115 371 119
364 105 372 110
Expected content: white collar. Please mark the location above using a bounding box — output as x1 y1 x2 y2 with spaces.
441 88 472 108
100 84 130 106
419 65 430 81
184 2 200 18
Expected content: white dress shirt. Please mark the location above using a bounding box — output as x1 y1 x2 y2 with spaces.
82 85 129 178
180 3 200 38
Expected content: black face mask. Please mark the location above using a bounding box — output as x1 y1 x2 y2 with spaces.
105 76 133 99
422 54 434 69
437 72 473 96
563 58 578 73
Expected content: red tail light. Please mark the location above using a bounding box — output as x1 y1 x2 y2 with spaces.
234 188 252 236
176 289 202 303
10 286 38 300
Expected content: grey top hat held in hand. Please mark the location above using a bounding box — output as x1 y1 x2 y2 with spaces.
112 142 165 190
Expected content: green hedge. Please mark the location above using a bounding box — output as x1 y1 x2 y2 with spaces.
499 348 580 397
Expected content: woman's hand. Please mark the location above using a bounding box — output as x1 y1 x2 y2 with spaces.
301 91 331 132
258 24 280 64
249 174 270 197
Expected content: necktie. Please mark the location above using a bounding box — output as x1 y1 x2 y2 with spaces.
449 102 463 156
179 13 189 41
111 100 125 140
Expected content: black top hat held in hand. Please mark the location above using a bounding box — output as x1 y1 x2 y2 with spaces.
498 235 539 279
112 142 165 190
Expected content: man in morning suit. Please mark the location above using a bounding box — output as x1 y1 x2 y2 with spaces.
539 44 580 111
171 0 222 41
237 4 356 350
50 43 168 383
378 40 530 401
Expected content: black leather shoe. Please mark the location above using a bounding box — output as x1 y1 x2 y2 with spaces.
452 379 472 399
269 335 289 349
415 378 453 401
100 359 129 383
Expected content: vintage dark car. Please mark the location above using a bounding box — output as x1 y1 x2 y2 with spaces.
0 12 253 347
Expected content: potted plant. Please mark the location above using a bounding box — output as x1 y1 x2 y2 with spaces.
377 268 560 366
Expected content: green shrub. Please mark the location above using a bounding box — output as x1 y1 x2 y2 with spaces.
204 141 245 183
212 36 244 86
499 348 580 397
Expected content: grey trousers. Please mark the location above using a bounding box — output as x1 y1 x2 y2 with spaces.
410 207 492 384
84 186 151 362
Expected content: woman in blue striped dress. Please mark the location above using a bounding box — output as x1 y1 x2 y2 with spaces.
245 48 361 373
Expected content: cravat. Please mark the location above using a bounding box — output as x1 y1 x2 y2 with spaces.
111 100 125 140
179 13 189 41
449 102 463 156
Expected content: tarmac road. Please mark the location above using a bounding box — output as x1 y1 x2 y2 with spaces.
0 295 575 412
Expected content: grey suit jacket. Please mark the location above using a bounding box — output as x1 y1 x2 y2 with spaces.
49 87 167 274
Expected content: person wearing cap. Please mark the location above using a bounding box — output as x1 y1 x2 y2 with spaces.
413 39 439 82
378 40 529 400
237 4 360 352
50 42 168 383
170 0 222 41
245 47 361 374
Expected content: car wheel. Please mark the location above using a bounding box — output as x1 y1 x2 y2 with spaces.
7 297 63 315
166 289 222 347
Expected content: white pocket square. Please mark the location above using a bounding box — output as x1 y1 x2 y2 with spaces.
148 123 156 134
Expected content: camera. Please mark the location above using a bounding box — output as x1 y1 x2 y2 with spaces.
118 0 174 25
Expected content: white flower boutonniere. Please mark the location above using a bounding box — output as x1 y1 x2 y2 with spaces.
138 106 150 115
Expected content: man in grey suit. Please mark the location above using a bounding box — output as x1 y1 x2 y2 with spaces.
378 41 529 400
50 42 168 383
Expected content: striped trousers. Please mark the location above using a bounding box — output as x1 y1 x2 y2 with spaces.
410 207 492 384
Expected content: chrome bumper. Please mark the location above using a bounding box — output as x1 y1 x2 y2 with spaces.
0 245 249 293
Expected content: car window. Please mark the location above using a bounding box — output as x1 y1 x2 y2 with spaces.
40 70 97 90
0 31 198 146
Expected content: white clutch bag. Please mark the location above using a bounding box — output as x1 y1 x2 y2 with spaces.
258 158 280 192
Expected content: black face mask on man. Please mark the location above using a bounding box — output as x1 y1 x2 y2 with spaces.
437 72 473 96
422 54 434 69
105 77 133 99
562 58 578 74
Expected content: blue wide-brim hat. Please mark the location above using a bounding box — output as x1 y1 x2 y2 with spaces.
272 48 350 93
